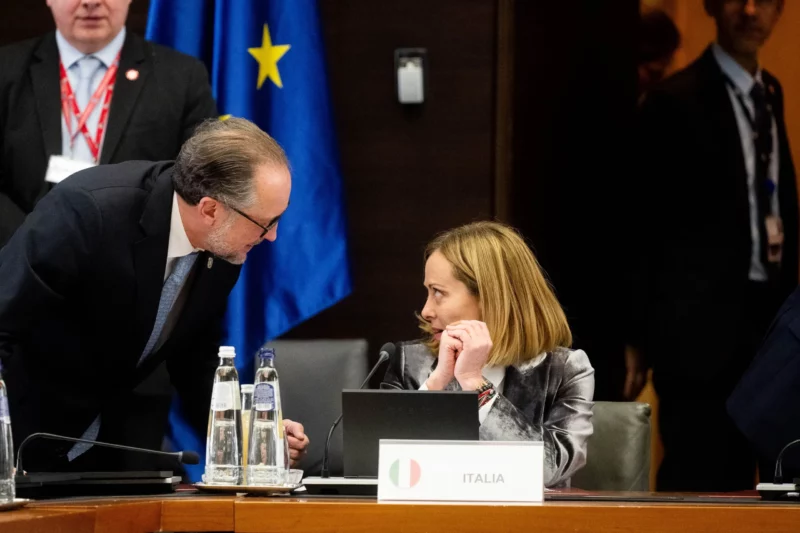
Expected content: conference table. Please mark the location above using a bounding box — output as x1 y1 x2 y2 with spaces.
2 489 800 533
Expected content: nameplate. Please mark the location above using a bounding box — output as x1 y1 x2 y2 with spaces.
377 439 543 502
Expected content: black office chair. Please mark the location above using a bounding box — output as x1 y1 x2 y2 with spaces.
265 339 369 476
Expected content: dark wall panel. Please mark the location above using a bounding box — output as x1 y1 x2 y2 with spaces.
285 0 497 356
510 0 638 400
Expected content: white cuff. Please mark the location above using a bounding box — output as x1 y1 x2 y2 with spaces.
419 381 429 391
478 394 499 424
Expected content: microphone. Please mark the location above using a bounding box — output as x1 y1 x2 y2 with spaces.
756 438 800 500
773 438 800 484
320 342 395 479
15 432 200 474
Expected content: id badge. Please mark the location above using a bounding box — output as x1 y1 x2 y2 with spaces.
44 155 96 185
766 214 784 264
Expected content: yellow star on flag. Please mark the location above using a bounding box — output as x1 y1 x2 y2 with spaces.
248 24 291 89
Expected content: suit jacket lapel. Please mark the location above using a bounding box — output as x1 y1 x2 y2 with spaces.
132 254 204 385
168 253 227 342
132 166 173 361
30 33 62 159
764 74 795 181
698 47 749 210
502 366 525 406
763 72 800 289
133 251 240 384
101 32 150 164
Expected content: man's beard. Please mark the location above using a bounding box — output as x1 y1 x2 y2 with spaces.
206 216 248 265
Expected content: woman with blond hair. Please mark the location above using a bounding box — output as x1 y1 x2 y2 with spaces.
381 221 594 487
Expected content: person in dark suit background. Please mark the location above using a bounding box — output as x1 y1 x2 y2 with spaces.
616 8 683 404
637 8 681 103
0 0 217 247
0 117 309 472
629 0 797 491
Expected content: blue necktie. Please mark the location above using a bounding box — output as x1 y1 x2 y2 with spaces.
70 56 102 163
68 253 199 461
139 252 199 363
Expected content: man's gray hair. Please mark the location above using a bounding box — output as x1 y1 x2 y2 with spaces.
173 117 288 209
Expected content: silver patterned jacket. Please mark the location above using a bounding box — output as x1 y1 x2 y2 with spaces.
380 341 595 487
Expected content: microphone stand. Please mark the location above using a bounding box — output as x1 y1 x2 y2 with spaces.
320 344 393 478
320 415 344 478
15 432 199 475
774 438 800 484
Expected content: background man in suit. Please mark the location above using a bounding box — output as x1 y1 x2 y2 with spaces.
0 0 217 247
0 117 308 472
630 0 797 491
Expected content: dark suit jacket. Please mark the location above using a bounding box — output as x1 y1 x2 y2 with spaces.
0 161 241 471
381 342 595 487
631 47 799 379
0 30 217 247
728 287 800 480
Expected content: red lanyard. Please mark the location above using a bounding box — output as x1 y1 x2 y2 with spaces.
59 53 120 163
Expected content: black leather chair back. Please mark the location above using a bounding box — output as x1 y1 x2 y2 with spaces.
265 339 369 476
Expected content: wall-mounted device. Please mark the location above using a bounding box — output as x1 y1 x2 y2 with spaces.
395 48 427 105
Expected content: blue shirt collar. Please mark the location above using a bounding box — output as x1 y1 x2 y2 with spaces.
55 27 127 69
712 42 763 96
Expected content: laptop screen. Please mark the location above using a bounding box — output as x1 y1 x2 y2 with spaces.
342 389 479 478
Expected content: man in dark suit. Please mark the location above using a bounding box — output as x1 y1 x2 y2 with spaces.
0 0 219 464
728 286 800 484
0 117 308 472
0 0 217 247
629 0 797 491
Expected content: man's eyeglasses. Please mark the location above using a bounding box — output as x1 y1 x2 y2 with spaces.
225 203 280 239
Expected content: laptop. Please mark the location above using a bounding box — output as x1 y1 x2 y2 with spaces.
342 389 479 478
15 470 180 499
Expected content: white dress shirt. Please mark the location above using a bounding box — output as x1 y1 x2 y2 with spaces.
712 43 780 282
55 28 126 163
419 365 506 424
165 192 199 280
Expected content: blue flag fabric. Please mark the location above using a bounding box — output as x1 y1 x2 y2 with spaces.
146 0 351 481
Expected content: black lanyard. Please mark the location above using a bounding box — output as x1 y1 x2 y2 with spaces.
723 74 777 201
723 75 759 132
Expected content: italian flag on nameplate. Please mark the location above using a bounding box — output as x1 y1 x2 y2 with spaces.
389 458 422 488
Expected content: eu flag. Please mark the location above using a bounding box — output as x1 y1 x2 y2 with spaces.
146 0 351 480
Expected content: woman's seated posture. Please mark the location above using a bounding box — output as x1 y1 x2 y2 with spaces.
381 221 594 487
